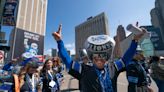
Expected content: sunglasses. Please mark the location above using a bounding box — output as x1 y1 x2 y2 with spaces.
93 57 106 62
53 60 58 62
92 53 108 61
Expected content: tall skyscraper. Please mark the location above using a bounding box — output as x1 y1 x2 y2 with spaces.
113 25 126 59
75 12 109 59
7 0 48 61
16 0 48 36
150 0 164 43
116 25 126 41
51 48 57 57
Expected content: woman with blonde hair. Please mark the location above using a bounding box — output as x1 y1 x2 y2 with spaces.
52 57 64 87
52 57 63 73
0 57 42 92
18 57 42 92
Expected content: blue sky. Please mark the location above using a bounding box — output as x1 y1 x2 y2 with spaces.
3 0 155 55
44 0 155 55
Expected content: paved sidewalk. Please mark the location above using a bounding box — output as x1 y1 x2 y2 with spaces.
60 71 158 92
117 72 158 92
60 71 80 92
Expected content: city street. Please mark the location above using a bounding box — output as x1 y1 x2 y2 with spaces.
61 71 79 92
0 0 163 92
60 71 158 92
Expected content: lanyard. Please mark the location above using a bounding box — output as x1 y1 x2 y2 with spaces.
48 70 54 80
26 74 36 92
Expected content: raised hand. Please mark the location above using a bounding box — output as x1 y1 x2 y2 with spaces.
52 24 62 41
133 22 148 41
133 28 147 41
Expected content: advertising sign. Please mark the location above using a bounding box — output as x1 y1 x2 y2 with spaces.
13 28 44 62
141 39 154 57
141 26 164 50
2 0 18 26
2 16 16 26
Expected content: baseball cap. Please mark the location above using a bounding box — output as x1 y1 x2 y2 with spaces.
20 57 40 68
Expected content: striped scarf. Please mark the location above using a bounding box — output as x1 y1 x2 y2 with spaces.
95 65 113 92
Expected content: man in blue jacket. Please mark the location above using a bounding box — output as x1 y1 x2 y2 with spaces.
52 24 146 92
126 48 153 92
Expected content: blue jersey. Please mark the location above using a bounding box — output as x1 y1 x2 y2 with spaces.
57 40 137 92
126 60 149 92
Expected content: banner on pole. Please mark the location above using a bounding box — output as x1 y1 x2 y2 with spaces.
2 0 18 26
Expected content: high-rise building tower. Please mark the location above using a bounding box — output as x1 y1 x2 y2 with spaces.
7 0 48 61
116 25 126 41
16 0 48 36
75 12 109 59
150 0 164 42
113 25 126 59
51 48 57 57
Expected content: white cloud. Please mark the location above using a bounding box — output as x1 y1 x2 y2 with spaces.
70 49 75 55
44 43 75 56
65 43 75 48
65 43 75 55
44 49 52 56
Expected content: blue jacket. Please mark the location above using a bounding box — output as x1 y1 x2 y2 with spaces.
57 40 137 92
2 63 13 71
126 60 149 92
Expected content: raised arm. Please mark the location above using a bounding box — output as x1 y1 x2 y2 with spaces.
122 28 147 65
122 39 138 65
114 28 147 71
52 24 72 70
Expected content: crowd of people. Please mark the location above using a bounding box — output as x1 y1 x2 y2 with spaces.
0 56 64 92
52 24 164 92
0 23 163 92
